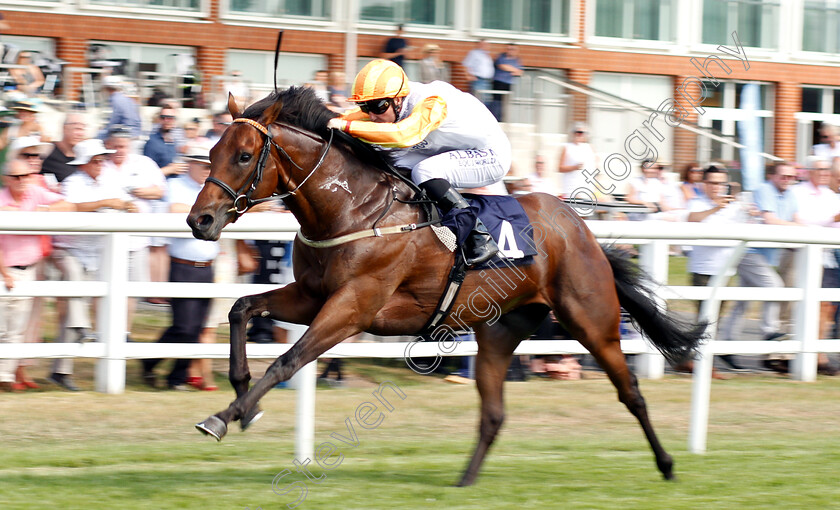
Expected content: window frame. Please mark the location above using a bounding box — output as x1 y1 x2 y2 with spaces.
591 0 676 43
475 0 574 40
224 0 333 23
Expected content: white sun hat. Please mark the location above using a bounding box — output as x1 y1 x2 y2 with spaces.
68 138 116 165
184 142 212 163
9 136 51 157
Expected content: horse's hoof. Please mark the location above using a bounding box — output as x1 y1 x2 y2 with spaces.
195 415 227 441
241 406 264 431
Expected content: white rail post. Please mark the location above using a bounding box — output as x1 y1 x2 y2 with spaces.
287 324 315 461
95 232 130 394
689 242 746 454
792 245 821 382
636 240 668 378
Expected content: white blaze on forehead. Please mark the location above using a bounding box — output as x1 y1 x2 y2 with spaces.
319 178 352 194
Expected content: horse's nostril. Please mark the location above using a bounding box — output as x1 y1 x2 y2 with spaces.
197 214 214 228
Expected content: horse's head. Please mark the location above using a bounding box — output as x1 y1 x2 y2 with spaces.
188 93 285 240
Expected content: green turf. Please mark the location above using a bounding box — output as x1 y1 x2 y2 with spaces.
2 375 839 509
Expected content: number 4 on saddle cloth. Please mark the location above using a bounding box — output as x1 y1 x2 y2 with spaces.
437 194 538 264
422 194 538 334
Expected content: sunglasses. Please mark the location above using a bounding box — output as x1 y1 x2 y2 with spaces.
779 174 797 180
20 152 42 159
7 173 35 180
359 98 392 115
88 158 107 165
160 115 176 120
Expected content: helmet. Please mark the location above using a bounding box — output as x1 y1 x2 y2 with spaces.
348 59 410 102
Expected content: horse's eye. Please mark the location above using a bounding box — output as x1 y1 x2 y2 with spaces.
239 153 252 164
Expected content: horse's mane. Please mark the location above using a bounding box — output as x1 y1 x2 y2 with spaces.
242 86 395 172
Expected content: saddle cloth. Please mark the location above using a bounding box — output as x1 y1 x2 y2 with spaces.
434 194 537 261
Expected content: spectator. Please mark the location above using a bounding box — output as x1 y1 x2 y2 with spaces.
524 155 560 196
246 202 294 347
180 117 206 152
680 162 705 204
9 52 45 97
51 139 138 391
189 237 239 392
100 75 142 139
812 123 840 166
104 125 166 332
557 122 597 198
0 160 72 392
9 136 57 387
625 162 684 221
9 99 45 139
419 44 444 83
791 157 840 375
142 143 219 390
223 70 251 110
306 70 330 103
0 106 15 153
713 190 789 369
462 39 494 102
10 135 51 180
684 164 752 373
41 112 88 186
205 111 232 146
753 162 803 373
489 43 523 121
381 24 410 68
143 106 186 178
328 71 347 97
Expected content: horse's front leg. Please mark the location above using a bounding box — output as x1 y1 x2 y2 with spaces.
197 282 385 441
227 282 320 399
196 282 320 440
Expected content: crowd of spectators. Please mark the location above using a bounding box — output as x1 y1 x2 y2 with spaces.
514 121 840 378
0 66 304 392
2 38 839 392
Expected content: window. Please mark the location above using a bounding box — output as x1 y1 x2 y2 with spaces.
595 0 675 41
801 86 840 114
360 0 452 27
702 0 779 49
2 36 56 56
803 1 840 54
691 80 774 164
226 50 327 89
88 0 200 11
90 41 196 76
228 0 330 18
481 0 569 35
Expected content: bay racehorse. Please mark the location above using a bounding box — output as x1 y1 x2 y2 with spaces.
187 87 704 486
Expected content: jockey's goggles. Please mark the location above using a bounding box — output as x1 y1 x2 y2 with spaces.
359 98 392 115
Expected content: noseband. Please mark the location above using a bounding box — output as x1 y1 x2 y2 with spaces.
205 117 334 217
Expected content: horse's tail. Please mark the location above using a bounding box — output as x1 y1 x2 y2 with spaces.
602 245 706 365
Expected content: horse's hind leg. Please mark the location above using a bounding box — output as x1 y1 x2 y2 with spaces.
554 297 675 480
458 304 548 487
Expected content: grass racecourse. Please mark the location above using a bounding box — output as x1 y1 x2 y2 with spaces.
2 360 840 510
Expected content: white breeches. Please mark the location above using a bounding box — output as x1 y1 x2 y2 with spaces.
410 135 511 188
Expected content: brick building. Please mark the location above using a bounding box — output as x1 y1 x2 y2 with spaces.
2 0 840 174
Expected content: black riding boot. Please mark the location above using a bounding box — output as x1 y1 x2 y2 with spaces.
421 179 499 266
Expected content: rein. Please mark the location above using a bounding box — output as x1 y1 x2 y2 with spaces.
205 117 334 217
207 116 439 248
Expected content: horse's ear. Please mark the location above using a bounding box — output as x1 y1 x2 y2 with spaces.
228 93 242 119
261 99 284 125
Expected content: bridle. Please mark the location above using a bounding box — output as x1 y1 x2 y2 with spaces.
205 117 334 217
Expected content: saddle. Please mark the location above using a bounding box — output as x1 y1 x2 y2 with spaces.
331 130 537 334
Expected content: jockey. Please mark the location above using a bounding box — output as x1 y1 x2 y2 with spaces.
326 59 511 266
